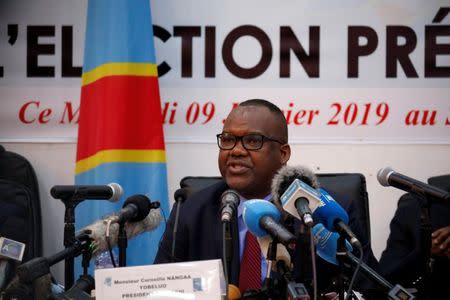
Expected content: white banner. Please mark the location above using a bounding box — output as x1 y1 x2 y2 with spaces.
0 0 449 143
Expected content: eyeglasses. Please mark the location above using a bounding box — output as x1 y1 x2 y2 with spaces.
216 133 284 150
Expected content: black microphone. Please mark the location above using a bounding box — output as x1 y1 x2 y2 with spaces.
220 189 240 222
116 194 153 224
171 188 190 262
377 167 450 201
174 188 190 203
50 183 123 202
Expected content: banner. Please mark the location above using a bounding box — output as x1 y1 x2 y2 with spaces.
0 0 449 144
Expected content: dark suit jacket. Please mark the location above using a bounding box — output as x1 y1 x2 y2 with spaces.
154 181 242 284
155 179 379 291
379 193 450 298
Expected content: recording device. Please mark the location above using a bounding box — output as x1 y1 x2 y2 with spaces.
50 183 123 202
0 237 26 262
80 200 162 256
242 200 296 247
220 189 240 222
271 165 320 226
377 167 450 201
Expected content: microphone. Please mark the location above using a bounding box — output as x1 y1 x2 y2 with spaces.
50 183 123 202
80 197 162 256
271 165 320 226
312 223 352 265
174 188 190 203
377 167 450 201
220 189 240 222
273 165 361 248
242 200 296 247
116 194 154 224
228 284 241 300
314 189 361 248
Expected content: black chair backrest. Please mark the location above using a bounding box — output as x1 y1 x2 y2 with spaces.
180 172 371 242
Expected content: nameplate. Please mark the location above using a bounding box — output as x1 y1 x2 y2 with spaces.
94 259 225 299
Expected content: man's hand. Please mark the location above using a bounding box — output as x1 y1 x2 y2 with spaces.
431 226 450 259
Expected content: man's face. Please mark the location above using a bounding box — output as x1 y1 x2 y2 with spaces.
218 105 290 199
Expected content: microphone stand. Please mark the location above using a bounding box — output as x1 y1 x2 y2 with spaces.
297 224 313 290
345 252 415 300
118 221 127 267
171 200 182 262
412 188 432 300
58 195 85 290
336 235 346 300
222 221 232 299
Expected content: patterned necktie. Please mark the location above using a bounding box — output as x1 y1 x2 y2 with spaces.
239 231 261 293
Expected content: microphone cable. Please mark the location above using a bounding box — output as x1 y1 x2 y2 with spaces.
309 229 318 300
105 219 117 268
344 244 363 300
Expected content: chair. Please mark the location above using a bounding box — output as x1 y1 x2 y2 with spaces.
180 173 371 243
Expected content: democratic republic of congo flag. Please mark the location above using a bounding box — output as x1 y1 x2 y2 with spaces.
74 0 169 273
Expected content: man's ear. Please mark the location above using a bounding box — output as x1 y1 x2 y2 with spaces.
280 144 291 165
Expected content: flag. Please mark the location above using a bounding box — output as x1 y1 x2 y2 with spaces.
75 0 168 273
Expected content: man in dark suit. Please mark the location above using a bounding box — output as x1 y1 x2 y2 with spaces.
379 175 450 299
155 99 378 297
155 99 291 289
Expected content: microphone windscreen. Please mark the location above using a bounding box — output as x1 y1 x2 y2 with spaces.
108 183 123 202
174 188 190 203
271 165 319 206
312 223 352 265
377 167 394 187
228 284 241 300
242 200 281 237
80 208 162 256
123 194 151 222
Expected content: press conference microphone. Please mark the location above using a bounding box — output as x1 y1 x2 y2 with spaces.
377 167 450 201
50 183 123 202
312 223 352 265
220 189 240 222
271 165 320 226
242 199 296 247
116 194 155 224
80 197 162 256
228 284 241 300
315 189 361 248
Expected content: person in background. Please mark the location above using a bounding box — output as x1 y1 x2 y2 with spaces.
379 175 450 299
